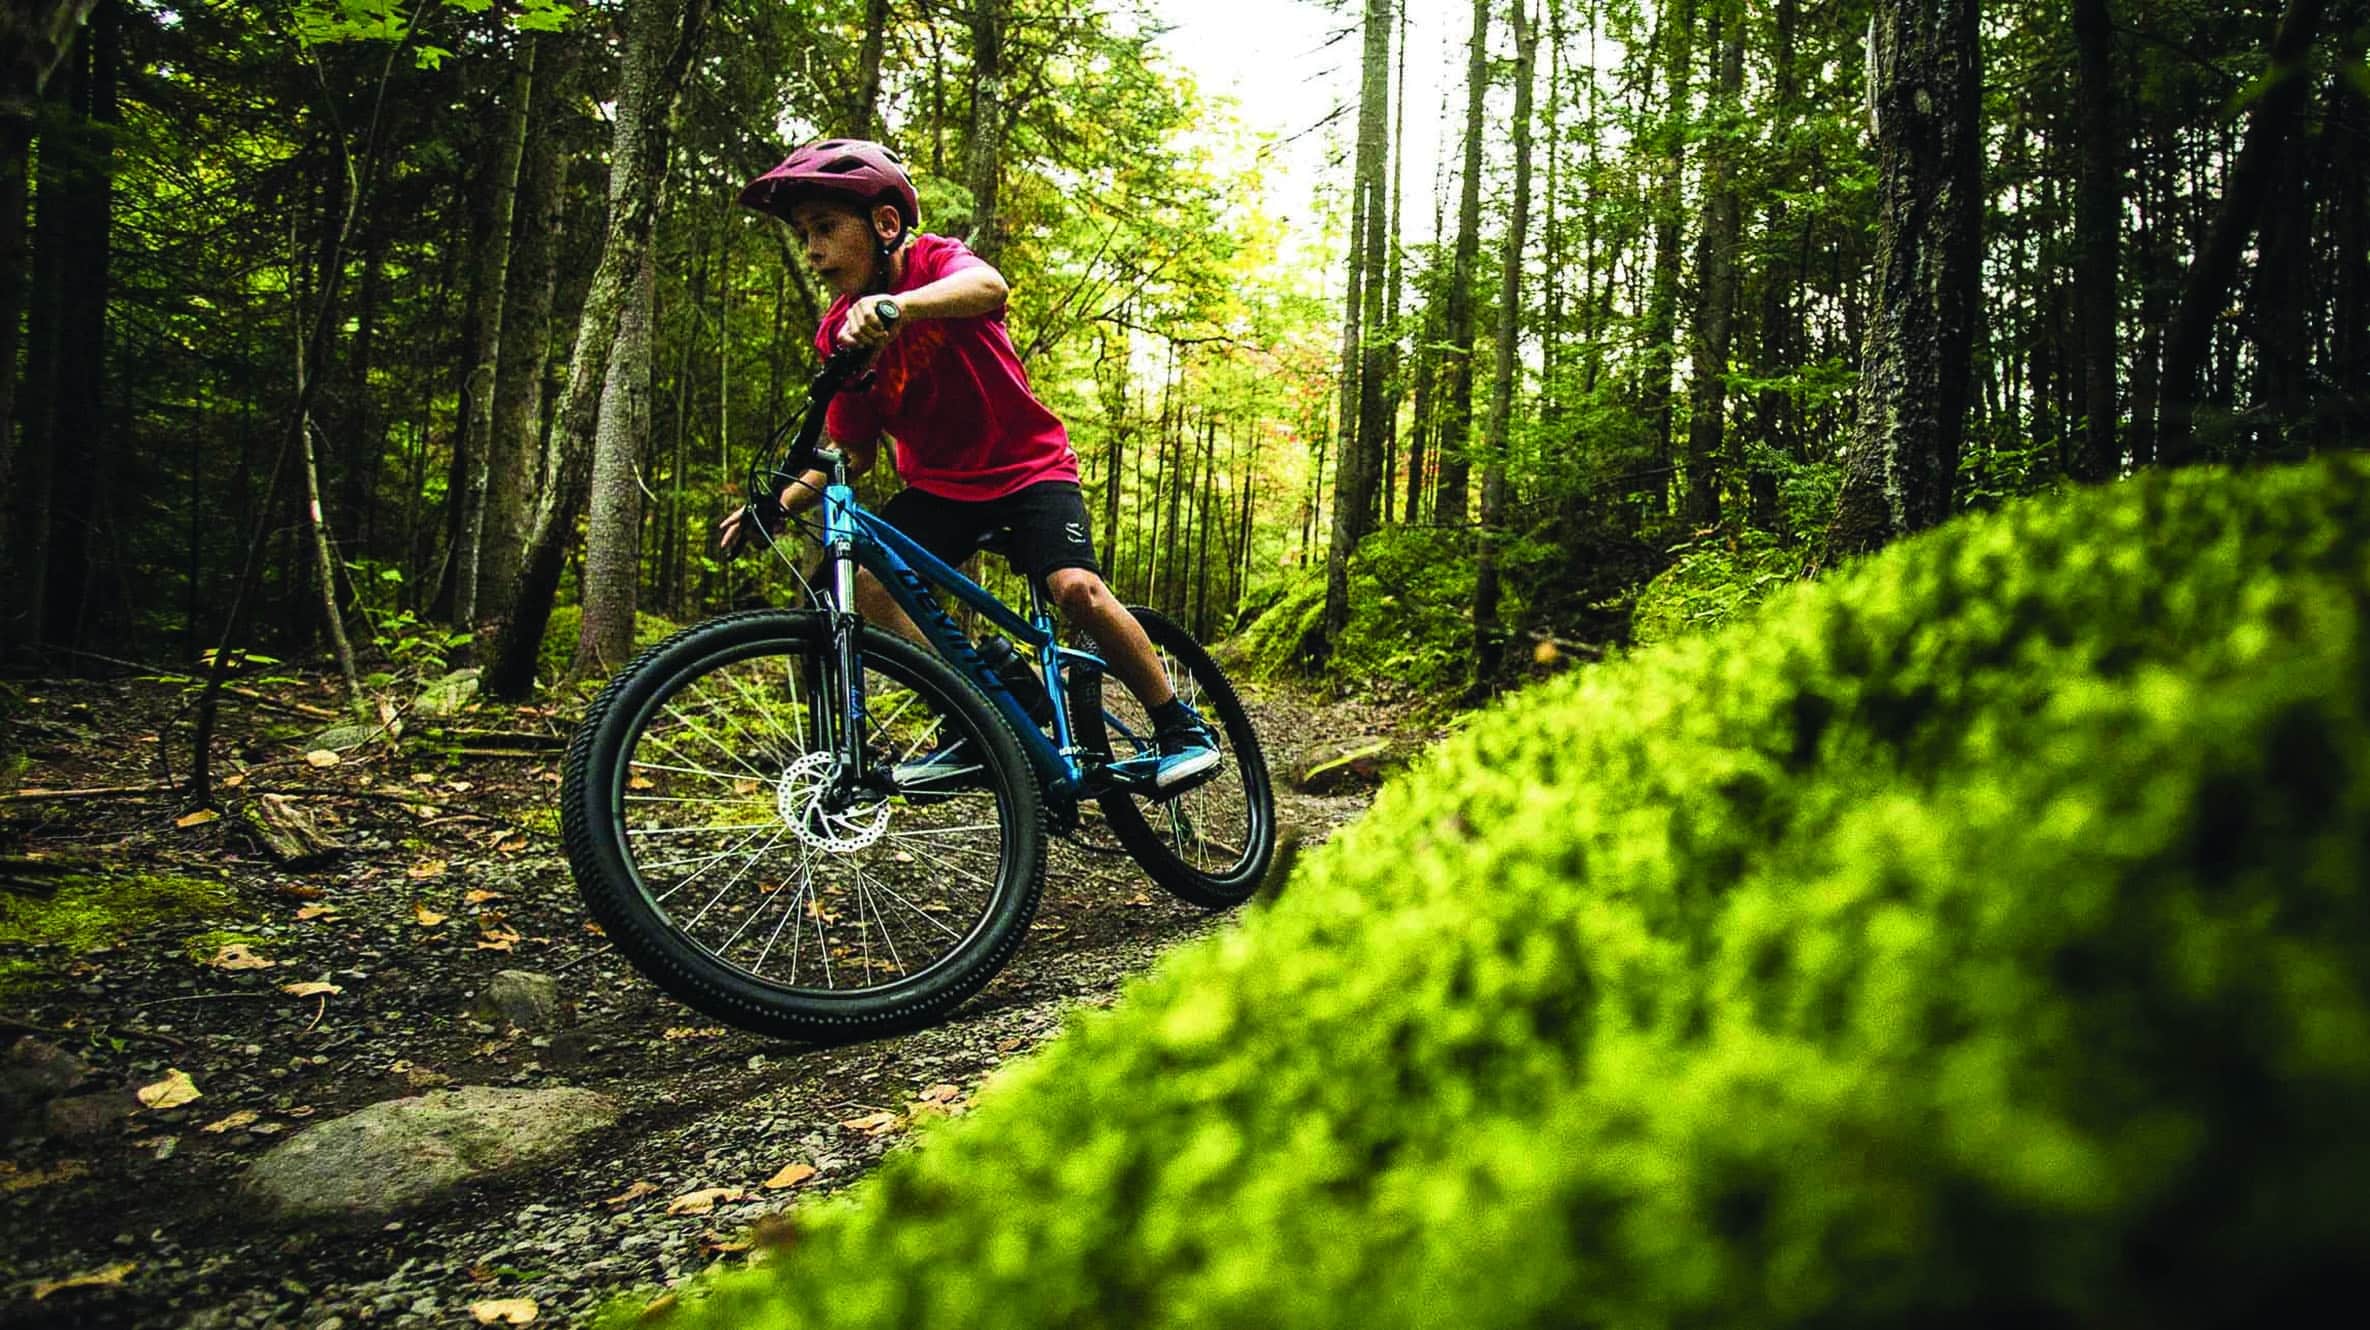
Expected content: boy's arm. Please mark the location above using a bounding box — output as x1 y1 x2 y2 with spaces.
838 264 1010 347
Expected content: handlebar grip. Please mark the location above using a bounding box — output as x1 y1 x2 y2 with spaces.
876 297 900 325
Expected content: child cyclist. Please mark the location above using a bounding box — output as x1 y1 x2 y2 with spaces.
718 138 1219 793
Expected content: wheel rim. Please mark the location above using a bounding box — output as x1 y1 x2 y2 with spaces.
608 637 1019 997
1096 637 1266 884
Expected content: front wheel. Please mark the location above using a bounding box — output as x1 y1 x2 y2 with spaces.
560 609 1043 1041
1074 606 1276 907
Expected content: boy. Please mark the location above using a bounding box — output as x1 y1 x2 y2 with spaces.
720 138 1219 792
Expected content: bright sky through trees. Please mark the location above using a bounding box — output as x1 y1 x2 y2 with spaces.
1146 0 1455 248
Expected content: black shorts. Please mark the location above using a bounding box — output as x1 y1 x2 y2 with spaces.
877 480 1102 585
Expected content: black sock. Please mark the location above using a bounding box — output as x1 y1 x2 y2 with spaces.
1149 696 1192 731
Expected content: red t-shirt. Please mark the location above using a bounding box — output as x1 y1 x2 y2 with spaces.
816 234 1080 501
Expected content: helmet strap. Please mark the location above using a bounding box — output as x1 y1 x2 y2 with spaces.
864 207 910 295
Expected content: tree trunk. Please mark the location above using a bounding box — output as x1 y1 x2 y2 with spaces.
1323 0 1393 647
2069 0 2117 480
482 36 574 625
484 0 711 700
576 246 656 675
965 0 1005 263
2156 0 2328 467
1683 0 1744 527
1470 0 1536 697
12 4 115 653
1824 0 1981 561
455 37 536 635
1433 0 1488 525
1640 0 1695 519
854 0 890 137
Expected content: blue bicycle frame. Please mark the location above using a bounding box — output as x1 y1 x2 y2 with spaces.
814 471 1124 804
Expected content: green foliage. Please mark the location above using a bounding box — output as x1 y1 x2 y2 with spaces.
1237 527 1482 702
537 605 682 689
1629 527 1808 647
348 559 472 681
658 455 2370 1328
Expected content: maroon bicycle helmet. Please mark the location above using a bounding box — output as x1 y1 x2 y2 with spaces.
739 138 920 231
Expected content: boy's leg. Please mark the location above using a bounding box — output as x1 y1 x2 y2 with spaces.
1008 482 1217 790
1042 568 1175 709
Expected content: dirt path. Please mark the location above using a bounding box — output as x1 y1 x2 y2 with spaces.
1 673 1420 1328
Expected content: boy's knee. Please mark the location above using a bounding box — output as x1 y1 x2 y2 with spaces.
1044 568 1106 616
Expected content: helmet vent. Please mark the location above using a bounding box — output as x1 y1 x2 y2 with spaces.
820 156 868 174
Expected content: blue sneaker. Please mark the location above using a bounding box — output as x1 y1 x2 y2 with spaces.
1148 704 1222 797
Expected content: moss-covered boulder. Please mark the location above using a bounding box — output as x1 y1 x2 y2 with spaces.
674 456 2370 1329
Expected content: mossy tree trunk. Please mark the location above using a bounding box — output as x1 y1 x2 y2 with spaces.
485 0 710 700
1824 0 1981 562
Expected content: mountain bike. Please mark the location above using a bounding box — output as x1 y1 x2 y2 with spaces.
559 319 1276 1041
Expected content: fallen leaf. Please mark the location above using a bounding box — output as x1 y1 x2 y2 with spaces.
206 943 274 971
465 889 505 904
136 1069 201 1110
662 1026 727 1041
1125 892 1154 907
413 902 449 927
496 835 528 854
411 772 437 785
627 774 655 791
536 768 560 784
201 1109 260 1134
467 1298 539 1325
703 1235 753 1255
223 773 246 788
32 1260 136 1300
281 981 342 998
0 1159 87 1192
281 884 328 901
602 1180 660 1209
762 1162 817 1190
407 859 448 880
295 904 339 921
666 1187 745 1216
304 749 340 768
444 778 473 793
995 1036 1025 1053
474 932 520 953
175 809 219 828
837 1111 901 1135
917 1083 961 1104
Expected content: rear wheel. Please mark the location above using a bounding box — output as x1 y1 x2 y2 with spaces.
561 610 1042 1041
1074 606 1275 907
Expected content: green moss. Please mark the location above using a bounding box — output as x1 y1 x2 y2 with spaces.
0 871 243 993
1238 527 1489 702
1629 527 1809 647
667 456 2370 1329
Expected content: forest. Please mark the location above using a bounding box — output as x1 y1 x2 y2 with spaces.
4 0 2358 712
3 0 2369 1325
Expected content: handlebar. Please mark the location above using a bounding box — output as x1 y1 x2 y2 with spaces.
741 298 901 536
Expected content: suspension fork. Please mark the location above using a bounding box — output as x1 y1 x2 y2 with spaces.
819 478 869 777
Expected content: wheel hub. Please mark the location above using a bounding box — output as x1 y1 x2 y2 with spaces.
775 751 889 852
